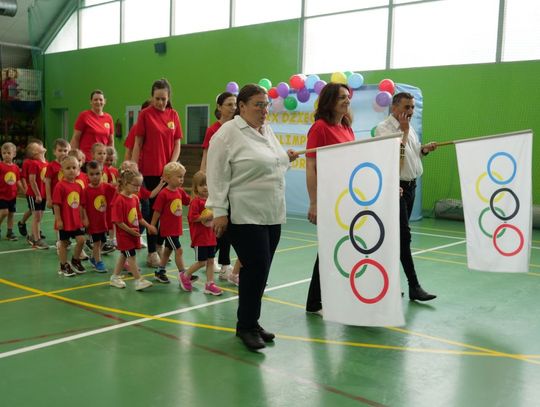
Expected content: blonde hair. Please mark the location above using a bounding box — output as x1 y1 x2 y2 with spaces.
162 161 186 178
60 155 79 169
191 170 207 198
25 141 42 158
91 142 107 154
68 148 85 162
1 142 16 152
118 169 142 193
120 160 138 172
106 146 117 161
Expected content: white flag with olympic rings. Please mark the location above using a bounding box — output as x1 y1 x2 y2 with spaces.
317 134 405 327
456 131 532 272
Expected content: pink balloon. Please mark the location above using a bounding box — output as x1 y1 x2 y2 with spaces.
378 79 395 94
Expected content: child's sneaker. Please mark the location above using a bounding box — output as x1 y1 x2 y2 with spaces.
58 263 76 277
40 231 46 239
79 248 89 261
6 231 18 241
94 260 107 273
33 238 49 250
228 273 240 287
26 235 34 246
110 275 126 288
178 271 192 292
204 282 223 296
71 258 86 274
135 278 153 291
219 265 233 281
154 268 170 284
101 241 115 254
17 221 27 236
190 274 199 282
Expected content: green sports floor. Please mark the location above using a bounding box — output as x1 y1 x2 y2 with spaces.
1 200 539 407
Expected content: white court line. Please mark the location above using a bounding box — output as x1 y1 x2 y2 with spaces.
412 240 466 255
0 278 310 360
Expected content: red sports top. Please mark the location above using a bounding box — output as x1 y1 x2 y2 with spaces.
84 182 117 234
102 165 119 184
188 196 217 247
52 180 85 231
305 119 355 158
111 193 142 251
202 121 222 149
24 159 48 197
45 160 63 195
0 162 21 201
152 187 191 237
74 110 114 161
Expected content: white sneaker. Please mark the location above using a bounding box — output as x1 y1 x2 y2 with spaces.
135 278 153 291
227 272 239 287
219 265 233 281
110 275 126 289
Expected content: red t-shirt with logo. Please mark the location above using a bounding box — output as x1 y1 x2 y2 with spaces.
74 110 114 161
136 106 183 176
102 165 119 184
84 182 117 234
202 121 222 149
75 173 88 191
24 158 48 197
0 162 21 201
188 196 217 247
45 160 63 195
111 193 142 251
152 187 190 237
305 119 355 158
52 180 85 231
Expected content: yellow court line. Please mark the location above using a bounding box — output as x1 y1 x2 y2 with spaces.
281 229 317 237
280 235 318 243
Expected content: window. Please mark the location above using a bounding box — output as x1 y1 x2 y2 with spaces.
79 2 120 49
392 0 499 68
233 0 301 27
304 9 388 73
83 0 111 6
45 12 77 54
305 0 388 16
123 0 170 43
502 0 540 61
174 0 229 35
186 105 209 144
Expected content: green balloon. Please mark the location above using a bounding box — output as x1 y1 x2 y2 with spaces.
370 126 377 137
284 96 298 111
258 78 272 90
344 71 354 78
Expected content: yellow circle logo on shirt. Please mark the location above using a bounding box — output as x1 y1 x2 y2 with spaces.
67 191 80 209
58 170 64 181
101 173 108 183
94 195 107 212
76 179 86 189
4 171 16 185
169 199 182 217
40 166 47 181
167 121 175 129
104 122 110 129
128 207 139 226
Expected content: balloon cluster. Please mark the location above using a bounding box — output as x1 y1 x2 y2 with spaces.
224 71 366 113
373 79 395 112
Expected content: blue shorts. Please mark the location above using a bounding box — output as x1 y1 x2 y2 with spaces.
194 246 216 261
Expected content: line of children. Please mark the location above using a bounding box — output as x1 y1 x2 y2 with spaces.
0 142 24 240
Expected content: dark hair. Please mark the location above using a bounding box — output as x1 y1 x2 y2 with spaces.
141 99 151 109
214 91 234 119
86 160 102 172
392 92 414 106
151 78 172 109
234 84 267 116
90 89 104 100
314 83 352 127
54 138 70 149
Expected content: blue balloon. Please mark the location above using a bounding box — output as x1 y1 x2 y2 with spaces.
305 74 320 91
348 73 364 89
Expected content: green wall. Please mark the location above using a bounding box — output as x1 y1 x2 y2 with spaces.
43 19 540 211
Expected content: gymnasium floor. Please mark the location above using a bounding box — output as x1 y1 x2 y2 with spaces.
1 201 539 407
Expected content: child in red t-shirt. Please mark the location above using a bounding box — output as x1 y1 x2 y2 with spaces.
179 171 222 296
83 160 117 273
0 142 24 241
110 169 156 290
52 156 88 277
24 141 48 249
105 146 119 185
45 138 71 209
150 162 190 284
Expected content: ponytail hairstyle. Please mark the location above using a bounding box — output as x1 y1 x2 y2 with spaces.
118 168 142 194
151 78 173 109
214 91 234 120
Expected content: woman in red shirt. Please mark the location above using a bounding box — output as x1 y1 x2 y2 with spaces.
132 79 182 267
70 89 114 162
304 83 355 316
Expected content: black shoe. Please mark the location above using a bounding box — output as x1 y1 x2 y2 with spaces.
6 231 18 241
409 286 436 302
18 221 27 237
40 231 46 239
256 325 275 342
190 274 199 282
154 269 170 284
101 242 116 255
71 258 86 274
236 329 266 350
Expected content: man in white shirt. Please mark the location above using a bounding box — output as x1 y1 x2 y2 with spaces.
375 92 437 301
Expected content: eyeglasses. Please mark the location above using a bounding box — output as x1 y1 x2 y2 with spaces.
252 101 271 109
130 183 142 187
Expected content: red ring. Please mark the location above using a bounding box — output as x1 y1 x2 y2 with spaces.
349 258 389 304
492 223 524 256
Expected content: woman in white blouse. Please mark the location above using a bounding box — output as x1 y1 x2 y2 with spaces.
206 84 297 350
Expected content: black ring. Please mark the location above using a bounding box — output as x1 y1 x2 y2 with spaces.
489 188 520 221
349 210 385 255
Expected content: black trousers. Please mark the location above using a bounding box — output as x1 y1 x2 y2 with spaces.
228 223 281 331
142 175 161 254
306 255 321 312
399 180 420 288
216 230 231 266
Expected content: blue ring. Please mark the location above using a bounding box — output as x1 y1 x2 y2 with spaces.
487 152 516 185
348 162 382 206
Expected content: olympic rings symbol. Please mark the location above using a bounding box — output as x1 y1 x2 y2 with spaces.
475 151 523 256
332 162 389 304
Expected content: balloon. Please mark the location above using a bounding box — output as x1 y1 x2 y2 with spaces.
348 73 364 89
378 79 395 94
375 91 392 107
314 80 326 95
372 100 386 113
331 71 347 84
289 74 305 90
271 97 284 113
258 78 272 90
276 82 290 98
268 87 278 99
305 74 320 90
370 126 377 137
226 81 239 94
344 71 353 78
297 87 310 103
284 96 298 111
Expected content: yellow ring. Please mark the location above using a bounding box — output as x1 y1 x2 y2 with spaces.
334 188 368 231
475 171 506 203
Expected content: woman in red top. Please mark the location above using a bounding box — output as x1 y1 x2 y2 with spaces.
304 83 355 316
71 90 114 162
132 79 182 267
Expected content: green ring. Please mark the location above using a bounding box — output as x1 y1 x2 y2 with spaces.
333 235 368 278
478 207 507 238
